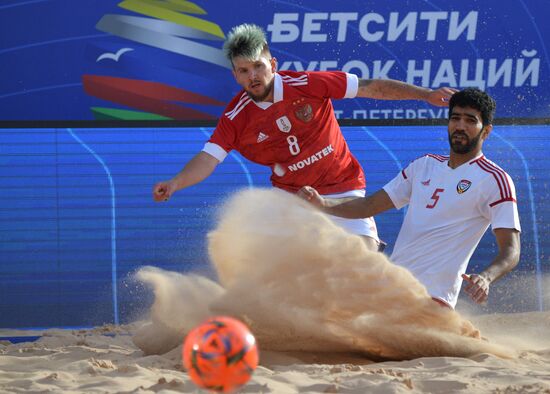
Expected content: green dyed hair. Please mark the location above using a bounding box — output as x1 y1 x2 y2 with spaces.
223 24 271 66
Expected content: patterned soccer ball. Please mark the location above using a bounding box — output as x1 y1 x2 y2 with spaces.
182 316 259 392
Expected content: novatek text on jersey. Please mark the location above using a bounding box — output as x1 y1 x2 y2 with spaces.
287 144 334 172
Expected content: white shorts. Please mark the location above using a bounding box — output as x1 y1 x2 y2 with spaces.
322 189 379 241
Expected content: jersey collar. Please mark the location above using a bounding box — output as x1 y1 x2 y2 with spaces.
252 73 283 110
468 152 485 164
273 73 283 103
447 152 485 170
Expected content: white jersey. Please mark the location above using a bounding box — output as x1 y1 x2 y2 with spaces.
383 153 521 307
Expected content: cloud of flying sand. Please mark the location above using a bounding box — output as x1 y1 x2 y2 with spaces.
135 188 511 359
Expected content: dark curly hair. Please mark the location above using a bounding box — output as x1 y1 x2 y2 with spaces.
449 88 496 126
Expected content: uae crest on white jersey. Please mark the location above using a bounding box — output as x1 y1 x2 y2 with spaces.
457 179 472 194
276 116 292 133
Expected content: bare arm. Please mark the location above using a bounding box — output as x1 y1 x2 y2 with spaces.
152 151 220 202
298 187 395 218
462 228 521 303
357 79 457 107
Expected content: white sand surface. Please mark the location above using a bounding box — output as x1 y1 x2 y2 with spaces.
1 314 549 393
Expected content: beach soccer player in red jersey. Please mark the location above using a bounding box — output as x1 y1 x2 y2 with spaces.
153 24 456 251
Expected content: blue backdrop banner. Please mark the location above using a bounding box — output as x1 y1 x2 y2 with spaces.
0 0 549 121
0 125 548 328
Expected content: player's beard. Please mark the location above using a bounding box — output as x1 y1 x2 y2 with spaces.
448 129 483 154
246 78 274 102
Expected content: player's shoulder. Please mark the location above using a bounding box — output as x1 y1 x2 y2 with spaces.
469 156 513 180
470 156 517 201
278 70 310 87
401 153 447 179
425 153 449 163
409 153 449 167
222 90 252 122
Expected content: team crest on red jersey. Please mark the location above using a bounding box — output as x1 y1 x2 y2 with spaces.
276 116 292 132
295 103 313 122
457 179 472 194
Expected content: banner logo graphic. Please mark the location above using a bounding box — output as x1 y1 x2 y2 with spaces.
83 0 231 120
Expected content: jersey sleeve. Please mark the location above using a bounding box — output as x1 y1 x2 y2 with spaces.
307 71 358 99
481 173 521 232
383 161 415 209
202 114 237 163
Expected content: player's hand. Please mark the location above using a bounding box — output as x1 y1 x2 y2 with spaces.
153 180 177 202
426 87 458 107
461 273 490 304
297 186 325 209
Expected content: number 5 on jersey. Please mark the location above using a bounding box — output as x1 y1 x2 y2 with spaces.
426 188 444 209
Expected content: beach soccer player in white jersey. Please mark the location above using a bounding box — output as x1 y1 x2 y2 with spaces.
152 23 456 251
299 88 521 308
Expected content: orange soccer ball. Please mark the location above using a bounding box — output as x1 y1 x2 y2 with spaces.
182 316 259 392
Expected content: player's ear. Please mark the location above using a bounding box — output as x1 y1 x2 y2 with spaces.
271 57 277 72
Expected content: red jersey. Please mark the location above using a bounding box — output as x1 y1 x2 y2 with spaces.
203 71 365 194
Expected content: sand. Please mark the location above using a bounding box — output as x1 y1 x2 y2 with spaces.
1 314 549 393
1 189 549 393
